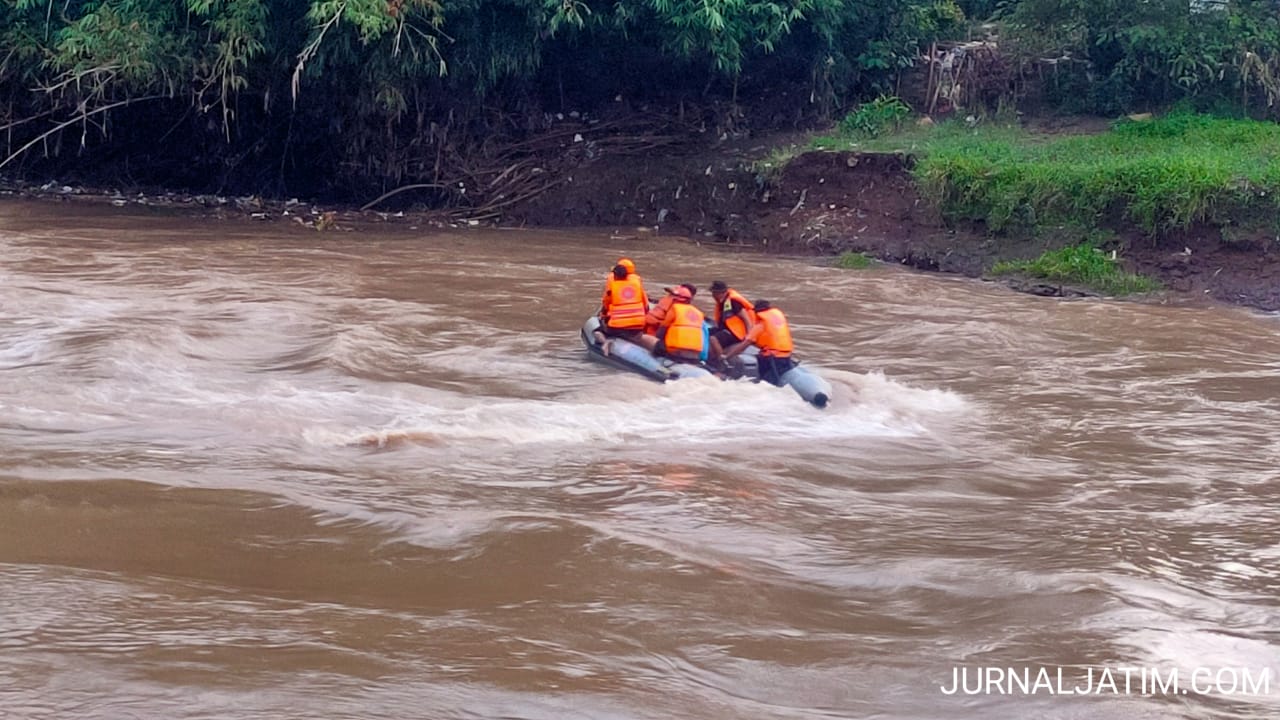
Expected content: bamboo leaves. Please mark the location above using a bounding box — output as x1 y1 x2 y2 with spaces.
51 0 185 98
190 0 267 137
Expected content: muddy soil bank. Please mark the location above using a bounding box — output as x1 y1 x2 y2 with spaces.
504 144 1049 274
7 137 1280 312
505 145 1280 312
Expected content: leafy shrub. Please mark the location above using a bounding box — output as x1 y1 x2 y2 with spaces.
839 96 912 138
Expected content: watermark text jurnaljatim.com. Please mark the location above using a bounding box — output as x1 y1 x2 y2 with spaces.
941 666 1273 696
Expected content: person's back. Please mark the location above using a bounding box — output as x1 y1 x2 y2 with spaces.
752 302 793 354
741 299 795 385
601 265 647 331
607 257 641 291
593 263 649 355
656 287 705 362
645 283 696 336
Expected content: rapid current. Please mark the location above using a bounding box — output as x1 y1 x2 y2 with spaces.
2 200 1278 719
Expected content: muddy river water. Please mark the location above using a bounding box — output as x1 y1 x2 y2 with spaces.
2 200 1278 719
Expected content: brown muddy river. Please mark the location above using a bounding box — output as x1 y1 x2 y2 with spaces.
2 200 1278 719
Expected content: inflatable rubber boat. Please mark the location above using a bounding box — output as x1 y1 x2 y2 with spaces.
581 317 832 408
580 316 715 382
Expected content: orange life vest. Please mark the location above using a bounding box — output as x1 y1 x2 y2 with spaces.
714 289 755 341
603 274 647 330
645 294 676 336
661 302 706 353
752 306 793 357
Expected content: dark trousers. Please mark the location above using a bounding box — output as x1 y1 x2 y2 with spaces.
757 355 796 386
601 325 642 341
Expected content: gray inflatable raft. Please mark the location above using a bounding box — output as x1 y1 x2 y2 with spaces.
580 317 713 382
581 317 831 408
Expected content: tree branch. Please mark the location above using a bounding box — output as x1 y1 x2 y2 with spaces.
0 95 166 172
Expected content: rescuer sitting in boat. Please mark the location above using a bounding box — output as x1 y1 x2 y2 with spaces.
592 261 649 356
650 285 707 363
706 280 755 369
721 299 795 386
643 283 697 337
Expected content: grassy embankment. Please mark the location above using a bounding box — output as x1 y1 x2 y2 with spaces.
813 112 1280 294
834 251 874 269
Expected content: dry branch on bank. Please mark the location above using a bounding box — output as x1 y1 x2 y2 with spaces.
360 112 697 220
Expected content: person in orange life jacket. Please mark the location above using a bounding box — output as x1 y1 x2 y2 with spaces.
721 299 796 386
642 283 697 337
706 280 755 367
602 257 638 290
651 285 707 362
593 263 649 356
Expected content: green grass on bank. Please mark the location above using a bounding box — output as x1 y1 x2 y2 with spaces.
991 243 1162 296
812 117 1000 154
834 251 874 269
813 112 1280 235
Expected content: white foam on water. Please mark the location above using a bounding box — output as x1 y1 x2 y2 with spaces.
409 334 569 380
0 289 133 367
327 366 970 452
0 319 61 370
2 267 971 462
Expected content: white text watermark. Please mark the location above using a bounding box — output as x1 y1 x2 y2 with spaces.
940 666 1272 696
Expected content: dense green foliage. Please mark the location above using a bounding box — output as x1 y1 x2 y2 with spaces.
837 95 910 137
991 242 1161 295
3 0 1280 201
1003 0 1280 116
0 0 963 197
911 113 1280 234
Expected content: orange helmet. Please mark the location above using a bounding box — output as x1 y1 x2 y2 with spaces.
617 258 636 275
672 285 693 301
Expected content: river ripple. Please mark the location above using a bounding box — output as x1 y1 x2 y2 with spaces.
2 200 1278 719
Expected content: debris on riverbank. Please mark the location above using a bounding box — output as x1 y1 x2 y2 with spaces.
6 112 1280 312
